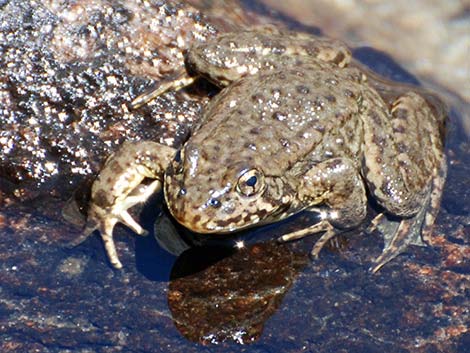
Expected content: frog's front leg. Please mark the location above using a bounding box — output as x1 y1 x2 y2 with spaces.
280 158 367 258
71 141 176 269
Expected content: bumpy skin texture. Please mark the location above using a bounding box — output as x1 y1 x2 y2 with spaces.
75 29 446 270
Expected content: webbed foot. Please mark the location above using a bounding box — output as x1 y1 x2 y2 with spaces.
70 180 160 269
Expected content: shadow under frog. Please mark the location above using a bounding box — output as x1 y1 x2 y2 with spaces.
154 208 311 345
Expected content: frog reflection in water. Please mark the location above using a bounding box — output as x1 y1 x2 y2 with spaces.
73 29 447 271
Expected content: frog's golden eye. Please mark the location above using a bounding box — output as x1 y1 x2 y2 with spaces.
236 169 265 197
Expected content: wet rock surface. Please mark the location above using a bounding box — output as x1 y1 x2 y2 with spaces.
1 1 469 352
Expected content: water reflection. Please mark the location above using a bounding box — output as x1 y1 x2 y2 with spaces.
168 242 308 344
153 210 309 344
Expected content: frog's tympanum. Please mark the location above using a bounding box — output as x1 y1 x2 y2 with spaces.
72 29 446 271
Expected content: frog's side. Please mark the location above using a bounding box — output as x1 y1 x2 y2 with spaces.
72 29 447 270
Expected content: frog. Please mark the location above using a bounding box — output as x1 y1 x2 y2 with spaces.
71 28 447 271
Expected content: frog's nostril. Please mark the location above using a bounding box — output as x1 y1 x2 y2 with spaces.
208 198 221 208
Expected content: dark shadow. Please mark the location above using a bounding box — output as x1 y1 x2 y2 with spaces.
352 47 421 86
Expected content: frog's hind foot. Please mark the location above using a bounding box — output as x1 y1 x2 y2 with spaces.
369 205 427 273
130 70 196 109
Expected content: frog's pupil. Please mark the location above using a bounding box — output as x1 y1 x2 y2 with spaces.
246 175 257 187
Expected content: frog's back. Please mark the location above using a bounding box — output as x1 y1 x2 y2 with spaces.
189 64 365 175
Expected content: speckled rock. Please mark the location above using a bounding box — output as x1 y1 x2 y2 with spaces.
0 0 215 203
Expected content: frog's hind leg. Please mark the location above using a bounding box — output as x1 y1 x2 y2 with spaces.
420 155 447 243
370 155 447 272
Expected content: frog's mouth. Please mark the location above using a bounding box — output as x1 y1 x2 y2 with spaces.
167 195 280 234
165 183 293 235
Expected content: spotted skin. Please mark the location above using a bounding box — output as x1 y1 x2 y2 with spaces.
75 29 447 270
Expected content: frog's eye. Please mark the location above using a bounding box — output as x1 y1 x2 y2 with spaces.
236 169 265 197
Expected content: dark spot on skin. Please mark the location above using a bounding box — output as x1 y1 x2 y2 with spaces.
295 59 304 66
93 189 109 208
343 89 354 98
332 51 345 65
216 215 242 227
335 112 347 122
272 111 287 121
398 159 408 168
110 161 123 174
313 97 324 110
193 215 201 224
393 125 406 134
372 134 386 148
279 138 290 148
243 214 253 222
250 127 260 135
396 142 408 153
251 93 264 103
278 73 287 80
256 209 268 220
369 111 382 126
393 108 409 120
325 95 336 103
296 85 310 94
213 145 220 152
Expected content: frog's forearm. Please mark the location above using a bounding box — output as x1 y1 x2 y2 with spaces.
79 141 177 269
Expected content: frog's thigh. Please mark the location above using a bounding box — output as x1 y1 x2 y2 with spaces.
77 141 176 269
362 91 442 217
281 158 367 256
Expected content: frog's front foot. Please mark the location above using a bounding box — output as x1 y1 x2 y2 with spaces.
278 217 338 259
69 140 176 269
70 180 161 269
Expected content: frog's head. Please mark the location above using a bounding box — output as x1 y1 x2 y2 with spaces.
164 144 293 234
